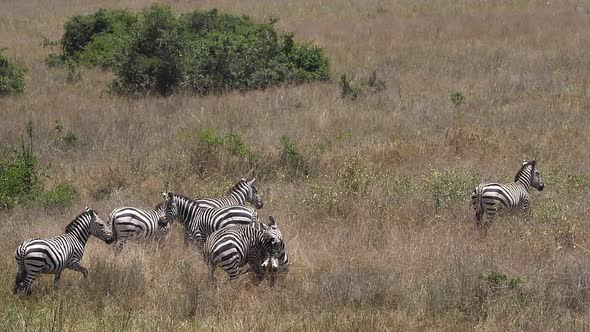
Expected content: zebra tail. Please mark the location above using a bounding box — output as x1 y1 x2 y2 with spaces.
14 243 28 292
474 185 484 222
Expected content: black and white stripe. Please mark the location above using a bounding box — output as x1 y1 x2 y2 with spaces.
471 160 545 229
108 196 174 252
194 177 263 210
159 192 257 252
252 216 289 275
14 207 113 294
203 217 283 284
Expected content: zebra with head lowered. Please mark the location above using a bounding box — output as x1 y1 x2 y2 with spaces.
14 207 113 295
158 192 258 252
203 216 284 285
471 160 545 231
107 194 175 253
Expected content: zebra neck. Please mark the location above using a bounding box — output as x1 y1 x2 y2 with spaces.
65 225 91 246
227 190 246 205
515 168 532 191
175 196 199 226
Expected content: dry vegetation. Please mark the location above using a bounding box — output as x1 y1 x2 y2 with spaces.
1 0 590 330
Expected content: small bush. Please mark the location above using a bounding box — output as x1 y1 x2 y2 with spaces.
0 52 26 96
40 182 78 209
450 91 465 107
0 122 38 209
280 135 308 178
339 154 372 195
426 168 478 211
53 120 78 148
339 71 386 100
223 131 259 161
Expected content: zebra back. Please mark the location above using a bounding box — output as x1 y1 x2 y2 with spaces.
194 178 263 210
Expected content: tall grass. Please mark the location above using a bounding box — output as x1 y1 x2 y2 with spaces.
0 0 589 330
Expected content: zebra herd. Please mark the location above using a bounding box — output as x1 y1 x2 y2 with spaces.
14 160 544 295
14 177 288 295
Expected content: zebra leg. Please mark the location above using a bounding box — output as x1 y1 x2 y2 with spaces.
53 272 62 288
250 264 264 286
523 200 531 222
68 262 89 282
15 270 39 295
13 264 28 295
114 240 126 255
207 262 217 285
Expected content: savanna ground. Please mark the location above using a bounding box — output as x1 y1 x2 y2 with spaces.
1 0 590 330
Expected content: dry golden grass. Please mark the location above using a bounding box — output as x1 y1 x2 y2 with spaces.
1 0 590 330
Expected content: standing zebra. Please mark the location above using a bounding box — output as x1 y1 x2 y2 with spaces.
471 160 545 230
159 192 258 252
14 207 113 294
108 194 175 253
195 177 263 210
203 216 284 284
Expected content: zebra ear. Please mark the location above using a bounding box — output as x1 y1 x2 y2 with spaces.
248 178 256 185
530 160 536 167
268 215 276 226
161 191 167 198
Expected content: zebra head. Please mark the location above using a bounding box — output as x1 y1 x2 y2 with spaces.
515 160 544 191
242 177 263 209
261 215 283 272
158 192 178 227
86 207 114 244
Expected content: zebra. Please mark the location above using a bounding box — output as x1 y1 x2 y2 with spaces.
14 207 113 294
108 194 175 253
251 216 289 276
194 177 263 210
158 192 258 252
471 160 545 230
203 216 284 285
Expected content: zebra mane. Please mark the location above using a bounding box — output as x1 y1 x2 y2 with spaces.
65 210 92 233
226 178 249 195
514 161 535 183
154 202 164 211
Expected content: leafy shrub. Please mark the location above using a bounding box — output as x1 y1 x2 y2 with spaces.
110 5 183 96
280 135 308 178
53 120 78 147
40 182 78 209
0 122 38 209
426 168 478 210
0 52 26 96
60 9 136 60
339 154 372 195
450 91 465 107
54 5 330 95
223 131 259 161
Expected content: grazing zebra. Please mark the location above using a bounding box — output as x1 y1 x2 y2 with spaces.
203 217 284 284
14 207 113 294
252 216 289 275
108 194 175 253
158 192 258 252
195 177 263 210
471 160 545 230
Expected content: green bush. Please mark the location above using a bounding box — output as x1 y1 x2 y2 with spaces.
40 182 78 209
0 122 37 209
426 168 478 211
280 135 308 178
0 53 26 96
61 8 136 60
450 91 465 107
54 5 330 95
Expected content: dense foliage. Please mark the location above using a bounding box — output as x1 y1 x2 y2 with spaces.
53 5 330 95
0 53 26 95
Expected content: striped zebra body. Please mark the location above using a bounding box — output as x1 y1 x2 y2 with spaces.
203 218 283 284
159 192 257 252
194 178 263 210
14 208 113 294
109 202 171 253
471 160 544 229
